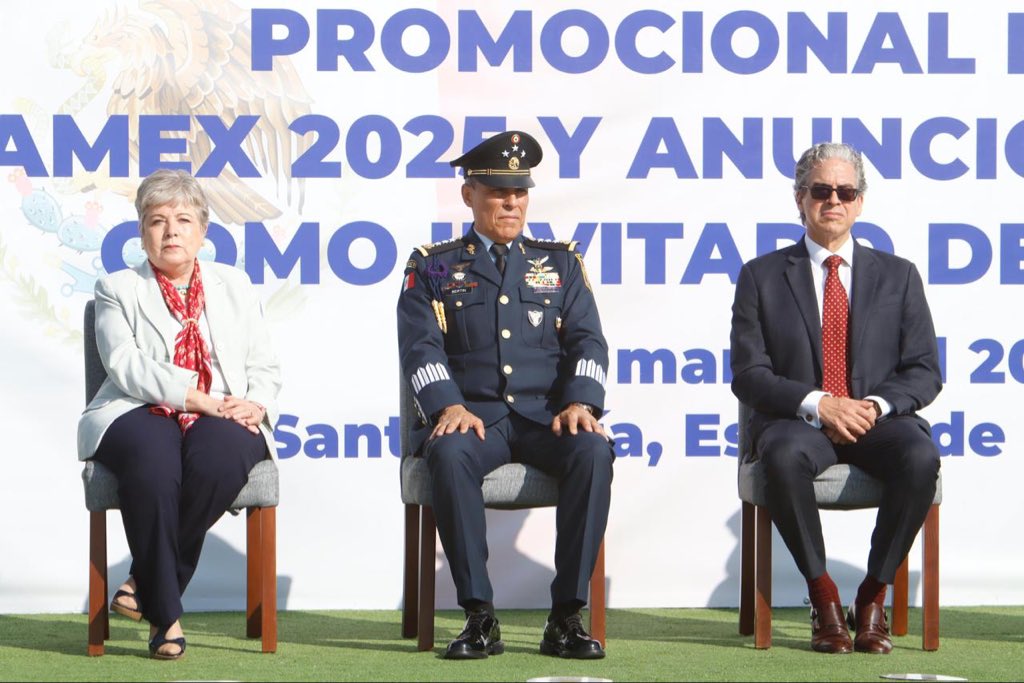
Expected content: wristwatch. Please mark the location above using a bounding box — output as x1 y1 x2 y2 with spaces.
569 402 596 416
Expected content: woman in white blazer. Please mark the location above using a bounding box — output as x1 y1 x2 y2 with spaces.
78 169 281 660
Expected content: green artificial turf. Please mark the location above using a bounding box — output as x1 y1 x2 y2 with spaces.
1 607 1021 681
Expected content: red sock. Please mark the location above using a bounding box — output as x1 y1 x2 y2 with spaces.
807 572 841 610
856 575 887 607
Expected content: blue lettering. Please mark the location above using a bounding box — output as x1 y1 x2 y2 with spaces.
345 423 382 457
685 413 721 456
53 115 128 177
928 223 991 284
703 118 763 179
756 222 803 256
617 348 676 384
627 118 697 179
853 13 923 73
305 423 339 458
910 117 969 180
138 115 190 175
194 115 260 177
1011 14 1024 74
615 10 675 74
458 10 531 71
1005 121 1024 177
317 9 374 71
843 118 902 179
346 115 401 179
927 13 975 74
246 222 320 284
327 221 397 285
251 9 310 71
681 223 743 284
787 12 847 73
680 349 717 384
273 413 301 458
538 116 601 178
627 223 683 284
540 10 609 74
711 11 778 75
976 118 997 180
1000 224 1024 285
0 115 48 176
381 9 449 73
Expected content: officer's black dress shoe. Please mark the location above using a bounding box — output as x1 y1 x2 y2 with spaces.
444 611 504 659
540 612 606 659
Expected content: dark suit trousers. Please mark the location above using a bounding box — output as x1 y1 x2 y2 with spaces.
757 415 939 585
92 406 267 626
425 412 614 611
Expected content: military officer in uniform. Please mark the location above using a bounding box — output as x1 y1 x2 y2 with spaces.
397 131 613 660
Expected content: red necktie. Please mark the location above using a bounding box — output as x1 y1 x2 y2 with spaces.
822 254 850 397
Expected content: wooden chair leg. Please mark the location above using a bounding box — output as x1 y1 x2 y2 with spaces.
402 504 419 639
417 506 436 652
922 504 940 651
261 507 277 653
754 504 772 649
88 511 107 656
589 539 606 647
739 502 755 636
892 555 909 636
246 507 263 639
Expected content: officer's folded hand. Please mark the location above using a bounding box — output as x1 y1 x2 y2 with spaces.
431 404 486 441
552 403 606 437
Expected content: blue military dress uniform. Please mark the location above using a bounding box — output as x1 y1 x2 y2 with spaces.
397 227 613 614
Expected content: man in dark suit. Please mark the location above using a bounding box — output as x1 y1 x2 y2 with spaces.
730 142 942 654
397 131 613 660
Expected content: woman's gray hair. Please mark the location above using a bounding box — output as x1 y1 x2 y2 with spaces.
793 142 867 223
135 169 210 227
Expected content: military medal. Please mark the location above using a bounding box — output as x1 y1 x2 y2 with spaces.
524 255 562 292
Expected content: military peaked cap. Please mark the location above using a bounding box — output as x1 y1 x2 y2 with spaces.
449 130 543 188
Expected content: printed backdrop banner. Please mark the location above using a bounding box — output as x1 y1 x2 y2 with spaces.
1 0 1022 614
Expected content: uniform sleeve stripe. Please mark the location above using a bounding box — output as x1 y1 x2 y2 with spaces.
411 362 454 395
575 358 607 386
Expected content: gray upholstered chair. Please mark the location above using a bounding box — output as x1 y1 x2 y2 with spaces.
737 402 941 650
82 299 279 656
399 379 607 652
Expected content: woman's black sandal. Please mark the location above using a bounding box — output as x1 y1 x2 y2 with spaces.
149 627 186 660
109 589 142 622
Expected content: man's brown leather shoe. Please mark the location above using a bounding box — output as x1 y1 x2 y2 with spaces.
847 602 893 654
810 602 853 654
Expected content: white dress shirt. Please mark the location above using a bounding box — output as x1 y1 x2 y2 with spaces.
797 234 892 427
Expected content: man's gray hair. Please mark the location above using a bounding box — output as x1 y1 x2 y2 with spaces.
135 169 210 227
793 142 867 223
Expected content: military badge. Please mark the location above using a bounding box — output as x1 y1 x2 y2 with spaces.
528 310 544 327
524 255 562 292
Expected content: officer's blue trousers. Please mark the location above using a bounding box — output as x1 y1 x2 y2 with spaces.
425 412 614 612
92 406 267 627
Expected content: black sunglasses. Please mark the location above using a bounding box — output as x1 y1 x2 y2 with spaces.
802 184 861 202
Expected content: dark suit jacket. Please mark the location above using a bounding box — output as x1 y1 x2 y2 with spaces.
730 238 942 447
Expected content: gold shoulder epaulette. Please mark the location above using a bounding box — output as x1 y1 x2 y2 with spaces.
415 237 465 257
523 237 577 252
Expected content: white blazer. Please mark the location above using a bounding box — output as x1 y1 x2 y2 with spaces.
78 260 282 460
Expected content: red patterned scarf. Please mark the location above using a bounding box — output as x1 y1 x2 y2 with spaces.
149 259 212 432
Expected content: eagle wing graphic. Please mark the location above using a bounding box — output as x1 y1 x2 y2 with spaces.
89 0 314 224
